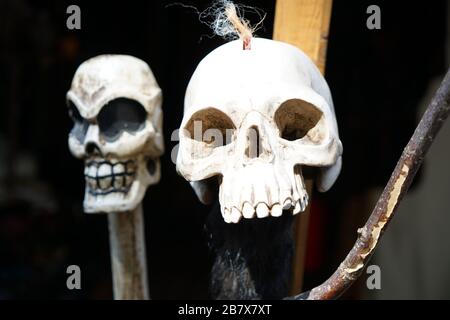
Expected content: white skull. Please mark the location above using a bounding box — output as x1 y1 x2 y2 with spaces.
176 38 342 223
67 55 164 213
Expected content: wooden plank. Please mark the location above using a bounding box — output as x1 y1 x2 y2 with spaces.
290 180 313 294
273 0 333 74
273 0 333 294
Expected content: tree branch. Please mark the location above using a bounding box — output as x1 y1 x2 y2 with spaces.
292 68 450 300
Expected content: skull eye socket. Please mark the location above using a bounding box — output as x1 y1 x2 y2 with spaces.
97 98 147 142
67 100 89 142
184 108 235 147
275 99 326 143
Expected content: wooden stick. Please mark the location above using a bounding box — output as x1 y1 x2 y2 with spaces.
273 0 334 294
290 179 313 294
292 68 450 300
273 0 333 74
108 204 149 300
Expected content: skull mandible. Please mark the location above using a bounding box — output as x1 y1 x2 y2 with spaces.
176 38 342 223
67 54 164 213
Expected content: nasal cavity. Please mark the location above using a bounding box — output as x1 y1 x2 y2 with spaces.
245 126 262 159
85 142 101 156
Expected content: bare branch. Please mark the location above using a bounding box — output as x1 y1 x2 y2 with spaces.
292 68 450 300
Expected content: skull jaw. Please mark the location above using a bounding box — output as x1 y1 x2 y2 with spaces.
218 163 309 223
82 158 160 214
83 179 146 213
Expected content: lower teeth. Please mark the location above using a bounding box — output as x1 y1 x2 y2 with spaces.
99 177 112 189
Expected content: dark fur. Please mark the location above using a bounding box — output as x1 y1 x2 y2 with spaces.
206 200 295 299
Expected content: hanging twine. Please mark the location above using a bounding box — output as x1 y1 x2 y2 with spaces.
223 2 253 50
167 0 265 50
204 0 265 50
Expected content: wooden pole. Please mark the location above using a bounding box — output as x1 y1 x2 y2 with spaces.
290 179 313 294
108 204 149 299
273 0 333 74
273 0 334 294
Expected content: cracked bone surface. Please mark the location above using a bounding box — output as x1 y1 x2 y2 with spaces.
176 38 342 223
67 55 164 213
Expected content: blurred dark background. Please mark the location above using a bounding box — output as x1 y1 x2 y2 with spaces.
0 0 448 299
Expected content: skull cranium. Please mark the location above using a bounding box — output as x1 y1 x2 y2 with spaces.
67 55 164 213
176 38 342 223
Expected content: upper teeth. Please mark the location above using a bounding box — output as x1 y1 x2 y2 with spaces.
84 160 136 194
219 165 309 224
222 194 309 223
114 163 125 174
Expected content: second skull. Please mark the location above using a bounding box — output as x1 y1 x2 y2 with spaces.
67 55 164 213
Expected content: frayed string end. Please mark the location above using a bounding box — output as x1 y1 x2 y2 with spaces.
204 0 265 50
223 2 252 50
168 0 265 49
